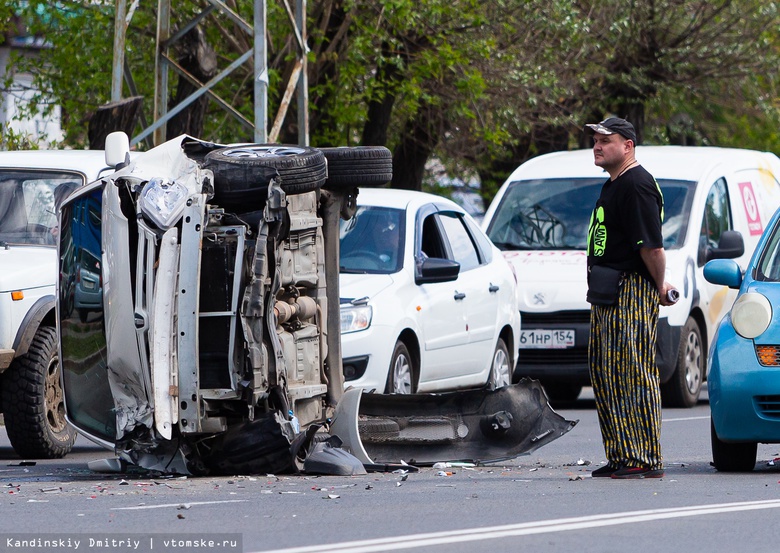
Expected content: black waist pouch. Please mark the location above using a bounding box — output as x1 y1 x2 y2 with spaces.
586 265 625 306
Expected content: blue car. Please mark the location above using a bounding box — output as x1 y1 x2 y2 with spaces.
705 208 780 471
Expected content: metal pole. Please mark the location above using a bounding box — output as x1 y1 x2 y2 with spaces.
254 0 268 143
153 0 171 146
111 0 127 102
296 0 308 146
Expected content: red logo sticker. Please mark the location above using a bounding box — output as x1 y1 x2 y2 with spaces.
739 181 763 236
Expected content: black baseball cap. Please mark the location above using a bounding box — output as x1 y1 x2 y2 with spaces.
585 117 637 143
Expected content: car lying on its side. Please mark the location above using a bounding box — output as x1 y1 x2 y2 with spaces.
56 135 574 475
339 188 520 394
705 207 780 471
0 150 124 459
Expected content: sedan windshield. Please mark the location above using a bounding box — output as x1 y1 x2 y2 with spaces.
340 206 405 274
486 177 695 251
0 170 83 246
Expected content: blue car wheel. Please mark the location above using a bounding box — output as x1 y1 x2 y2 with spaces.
711 418 757 472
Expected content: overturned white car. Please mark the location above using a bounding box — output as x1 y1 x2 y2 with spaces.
57 133 575 475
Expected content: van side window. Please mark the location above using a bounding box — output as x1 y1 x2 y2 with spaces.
698 178 732 266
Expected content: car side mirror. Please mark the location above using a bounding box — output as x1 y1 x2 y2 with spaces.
416 257 460 284
706 230 745 262
703 258 743 289
105 131 131 169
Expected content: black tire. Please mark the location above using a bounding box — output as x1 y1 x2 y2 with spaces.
542 382 582 402
203 144 326 210
711 418 757 472
319 146 393 189
385 341 416 394
488 338 511 389
1 326 76 458
661 317 704 408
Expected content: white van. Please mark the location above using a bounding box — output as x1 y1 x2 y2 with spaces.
483 146 780 407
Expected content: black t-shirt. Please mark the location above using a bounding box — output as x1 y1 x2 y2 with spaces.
587 165 664 282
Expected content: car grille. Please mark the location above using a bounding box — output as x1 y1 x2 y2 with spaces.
521 310 591 326
755 345 780 366
755 396 780 419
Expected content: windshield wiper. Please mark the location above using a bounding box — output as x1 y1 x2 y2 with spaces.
492 242 534 251
339 267 368 274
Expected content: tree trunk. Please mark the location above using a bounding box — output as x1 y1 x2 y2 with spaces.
391 101 446 191
166 27 217 140
88 96 144 150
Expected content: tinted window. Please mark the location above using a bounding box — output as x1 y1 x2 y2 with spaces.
59 188 116 442
339 206 405 274
487 177 695 251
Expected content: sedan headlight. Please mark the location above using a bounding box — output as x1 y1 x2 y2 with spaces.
139 177 189 229
340 304 372 334
731 292 772 339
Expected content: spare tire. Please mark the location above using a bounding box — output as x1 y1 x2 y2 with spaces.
320 146 393 189
203 144 327 210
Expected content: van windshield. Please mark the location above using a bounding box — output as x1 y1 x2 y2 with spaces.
486 177 695 251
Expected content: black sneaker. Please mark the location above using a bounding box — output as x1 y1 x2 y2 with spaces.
611 466 664 479
590 465 619 478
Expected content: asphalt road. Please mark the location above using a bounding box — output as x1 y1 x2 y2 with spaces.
3 386 780 553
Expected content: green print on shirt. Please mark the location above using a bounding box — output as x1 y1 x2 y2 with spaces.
588 206 606 256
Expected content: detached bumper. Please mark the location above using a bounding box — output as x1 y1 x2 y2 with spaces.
332 379 577 465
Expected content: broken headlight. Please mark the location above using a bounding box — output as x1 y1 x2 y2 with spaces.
139 177 189 229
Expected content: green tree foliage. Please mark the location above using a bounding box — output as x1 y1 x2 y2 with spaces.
1 0 777 203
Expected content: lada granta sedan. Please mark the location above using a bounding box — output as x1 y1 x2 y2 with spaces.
339 188 521 395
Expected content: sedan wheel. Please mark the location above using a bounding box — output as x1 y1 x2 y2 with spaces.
489 339 511 389
711 418 757 472
661 317 704 408
386 341 415 394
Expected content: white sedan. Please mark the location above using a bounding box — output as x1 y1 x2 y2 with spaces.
339 188 521 394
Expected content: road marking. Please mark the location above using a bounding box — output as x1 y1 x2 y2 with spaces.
254 500 780 553
112 499 249 510
662 415 709 422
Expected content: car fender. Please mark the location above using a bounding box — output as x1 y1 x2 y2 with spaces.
12 295 55 358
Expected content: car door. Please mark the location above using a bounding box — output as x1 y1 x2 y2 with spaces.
415 207 472 386
437 211 499 377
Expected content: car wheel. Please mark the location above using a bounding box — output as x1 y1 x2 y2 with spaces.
203 144 327 210
1 326 76 458
711 418 757 472
541 382 582 402
488 338 511 389
385 341 416 394
319 146 393 190
661 317 704 408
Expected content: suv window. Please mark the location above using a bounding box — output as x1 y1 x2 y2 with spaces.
0 170 84 246
487 177 695 251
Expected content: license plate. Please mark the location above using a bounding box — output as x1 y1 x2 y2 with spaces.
519 329 575 349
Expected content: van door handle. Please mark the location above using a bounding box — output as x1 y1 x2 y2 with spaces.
454 291 466 300
489 284 499 293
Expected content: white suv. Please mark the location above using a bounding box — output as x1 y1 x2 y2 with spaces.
0 150 120 458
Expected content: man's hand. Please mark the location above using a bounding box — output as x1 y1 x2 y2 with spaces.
659 281 677 306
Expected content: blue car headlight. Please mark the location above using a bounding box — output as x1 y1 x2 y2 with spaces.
340 304 372 334
731 292 772 339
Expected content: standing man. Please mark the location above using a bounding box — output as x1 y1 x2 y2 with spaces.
585 117 676 479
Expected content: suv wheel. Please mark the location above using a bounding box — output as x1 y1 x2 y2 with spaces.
203 144 327 210
319 146 392 189
2 326 76 458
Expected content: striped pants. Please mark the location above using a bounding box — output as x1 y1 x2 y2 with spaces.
588 272 663 470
